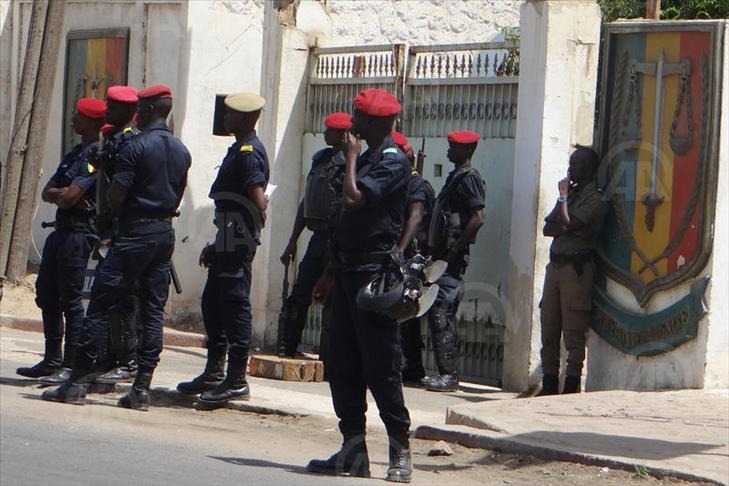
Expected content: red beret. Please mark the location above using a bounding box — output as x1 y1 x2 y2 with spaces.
324 112 352 130
100 123 116 135
353 88 401 117
391 130 408 147
76 98 106 119
106 86 138 104
138 84 172 99
447 131 480 144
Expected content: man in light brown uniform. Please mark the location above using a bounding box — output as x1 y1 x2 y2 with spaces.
538 145 606 395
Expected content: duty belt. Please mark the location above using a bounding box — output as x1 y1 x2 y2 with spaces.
55 214 93 231
550 250 594 276
336 250 391 267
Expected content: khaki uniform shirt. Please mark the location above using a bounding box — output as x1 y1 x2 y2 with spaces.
545 181 607 255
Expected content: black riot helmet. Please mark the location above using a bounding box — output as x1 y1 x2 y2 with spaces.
356 252 445 323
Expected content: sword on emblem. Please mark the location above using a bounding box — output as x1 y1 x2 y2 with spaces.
632 50 686 232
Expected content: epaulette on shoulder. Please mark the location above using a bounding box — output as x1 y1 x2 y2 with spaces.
239 144 254 153
382 147 398 155
87 162 96 174
122 127 133 134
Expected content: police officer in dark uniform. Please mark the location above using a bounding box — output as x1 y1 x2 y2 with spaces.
307 89 413 483
91 86 143 385
16 98 105 384
538 145 606 396
424 131 485 393
42 84 191 410
392 130 435 384
278 112 350 359
176 92 269 404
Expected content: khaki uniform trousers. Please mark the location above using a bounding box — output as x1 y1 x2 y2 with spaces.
539 260 594 377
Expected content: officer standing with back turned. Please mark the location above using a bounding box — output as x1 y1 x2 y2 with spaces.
177 93 269 404
42 85 191 410
306 88 413 483
92 85 143 386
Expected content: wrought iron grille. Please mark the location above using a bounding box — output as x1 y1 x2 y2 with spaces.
402 42 519 138
305 44 406 133
299 41 516 386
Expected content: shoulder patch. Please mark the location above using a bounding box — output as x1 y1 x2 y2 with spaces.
382 148 398 154
239 144 253 153
87 162 96 174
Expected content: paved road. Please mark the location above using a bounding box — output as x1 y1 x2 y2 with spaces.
2 327 711 486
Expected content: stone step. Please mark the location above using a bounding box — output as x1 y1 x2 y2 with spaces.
249 354 324 382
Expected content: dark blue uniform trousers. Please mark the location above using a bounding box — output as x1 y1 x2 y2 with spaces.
328 269 411 448
75 224 174 373
283 231 328 355
427 273 464 375
201 246 254 365
36 228 97 366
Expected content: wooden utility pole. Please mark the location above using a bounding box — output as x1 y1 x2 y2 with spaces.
0 0 66 281
645 0 661 20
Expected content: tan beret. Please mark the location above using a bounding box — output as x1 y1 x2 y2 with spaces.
224 92 265 113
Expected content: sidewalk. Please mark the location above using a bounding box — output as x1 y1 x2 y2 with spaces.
2 322 727 485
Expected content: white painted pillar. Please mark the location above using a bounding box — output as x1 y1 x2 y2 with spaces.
255 2 310 350
702 22 729 389
502 0 602 392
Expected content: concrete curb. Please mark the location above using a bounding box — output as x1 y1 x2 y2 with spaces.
0 314 206 348
412 425 725 486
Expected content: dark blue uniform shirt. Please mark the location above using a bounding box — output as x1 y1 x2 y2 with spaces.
335 136 410 254
49 142 99 225
113 122 191 217
209 130 269 208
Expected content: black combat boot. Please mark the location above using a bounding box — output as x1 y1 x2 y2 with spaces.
40 368 72 385
562 375 581 394
41 367 93 405
95 363 137 384
177 353 226 394
537 374 559 396
118 371 153 411
198 359 250 403
17 340 62 378
386 446 413 483
423 373 459 392
282 304 306 358
307 435 371 478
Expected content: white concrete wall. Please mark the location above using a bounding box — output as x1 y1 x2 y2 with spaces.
168 0 265 321
298 0 520 46
585 21 729 391
1 0 520 350
503 0 602 392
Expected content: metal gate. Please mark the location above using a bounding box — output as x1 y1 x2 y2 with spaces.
300 42 518 387
305 44 406 133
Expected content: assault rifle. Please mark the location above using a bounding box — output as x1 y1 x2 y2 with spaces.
416 138 426 175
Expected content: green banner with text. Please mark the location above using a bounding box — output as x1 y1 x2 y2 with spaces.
591 278 709 357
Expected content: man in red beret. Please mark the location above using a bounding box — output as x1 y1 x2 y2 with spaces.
87 85 143 387
277 112 350 361
392 131 435 386
43 86 191 410
424 130 486 392
307 89 413 483
17 98 105 383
